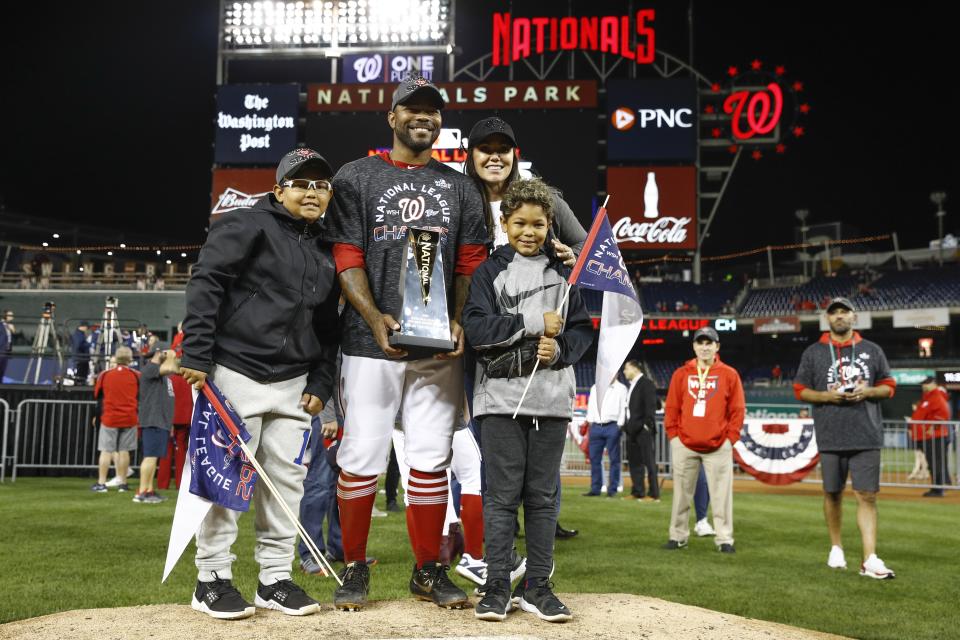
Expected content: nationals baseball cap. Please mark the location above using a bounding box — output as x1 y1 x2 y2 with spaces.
693 326 720 343
391 75 445 111
826 297 856 313
276 147 334 184
467 117 517 148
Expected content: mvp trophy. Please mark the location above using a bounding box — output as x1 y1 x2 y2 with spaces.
388 227 455 359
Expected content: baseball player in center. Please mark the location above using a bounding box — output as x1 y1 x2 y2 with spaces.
324 76 488 610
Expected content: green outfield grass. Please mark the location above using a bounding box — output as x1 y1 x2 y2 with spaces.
0 477 955 639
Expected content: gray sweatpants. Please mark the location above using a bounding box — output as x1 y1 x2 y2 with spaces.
195 364 312 585
480 415 567 583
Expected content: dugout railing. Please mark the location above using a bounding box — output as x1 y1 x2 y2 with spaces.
560 419 959 491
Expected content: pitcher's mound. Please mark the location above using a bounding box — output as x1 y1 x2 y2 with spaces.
0 594 845 640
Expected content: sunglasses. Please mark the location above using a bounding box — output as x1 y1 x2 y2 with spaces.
282 179 332 193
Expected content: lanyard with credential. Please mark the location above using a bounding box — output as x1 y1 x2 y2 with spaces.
696 363 711 400
829 340 856 386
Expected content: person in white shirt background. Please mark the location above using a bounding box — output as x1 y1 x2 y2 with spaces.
583 379 628 497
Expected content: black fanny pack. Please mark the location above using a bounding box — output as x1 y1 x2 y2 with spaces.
478 338 540 379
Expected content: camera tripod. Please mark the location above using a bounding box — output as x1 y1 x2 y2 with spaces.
93 296 123 375
23 303 63 384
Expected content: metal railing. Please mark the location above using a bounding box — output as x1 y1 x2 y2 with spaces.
10 398 139 481
562 419 959 491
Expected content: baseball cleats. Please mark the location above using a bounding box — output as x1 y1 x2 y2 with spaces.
827 545 847 569
475 579 512 621
661 539 688 550
518 578 572 623
860 554 896 580
254 579 319 615
410 562 469 609
333 561 370 611
694 518 716 537
191 572 255 620
455 552 487 586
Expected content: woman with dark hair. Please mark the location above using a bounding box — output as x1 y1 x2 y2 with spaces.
464 117 587 265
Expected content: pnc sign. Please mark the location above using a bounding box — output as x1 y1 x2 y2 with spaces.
492 10 655 66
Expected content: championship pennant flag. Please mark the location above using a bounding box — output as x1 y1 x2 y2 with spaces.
162 381 258 582
733 419 820 485
568 198 644 408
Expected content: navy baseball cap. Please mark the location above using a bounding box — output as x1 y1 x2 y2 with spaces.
391 75 445 111
826 297 855 313
276 148 334 184
467 117 517 148
693 327 720 342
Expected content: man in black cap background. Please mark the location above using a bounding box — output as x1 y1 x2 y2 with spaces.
179 147 340 619
794 297 898 579
324 75 487 611
662 326 744 553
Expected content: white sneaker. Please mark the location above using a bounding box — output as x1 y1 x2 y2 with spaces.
827 545 847 569
694 518 716 537
105 476 123 488
860 554 895 580
370 505 388 518
455 553 487 586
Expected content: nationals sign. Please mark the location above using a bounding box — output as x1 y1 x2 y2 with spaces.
606 166 697 250
733 419 820 485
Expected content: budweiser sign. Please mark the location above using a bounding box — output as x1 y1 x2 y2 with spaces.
210 168 276 220
212 187 269 215
606 166 697 250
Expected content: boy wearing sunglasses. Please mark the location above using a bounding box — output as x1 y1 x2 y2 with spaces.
180 147 340 620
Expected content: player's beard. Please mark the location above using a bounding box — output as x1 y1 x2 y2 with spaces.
395 125 437 154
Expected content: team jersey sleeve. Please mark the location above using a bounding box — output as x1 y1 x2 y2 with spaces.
873 347 896 396
326 166 365 249
793 346 816 400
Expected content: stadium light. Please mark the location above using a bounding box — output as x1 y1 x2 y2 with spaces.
221 0 452 52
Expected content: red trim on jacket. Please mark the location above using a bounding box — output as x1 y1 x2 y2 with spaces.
817 331 863 346
333 243 366 274
792 382 808 401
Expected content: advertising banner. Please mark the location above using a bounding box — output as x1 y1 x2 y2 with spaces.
342 53 444 83
753 316 801 334
607 79 697 162
215 84 299 164
892 307 950 328
210 169 275 218
606 166 697 250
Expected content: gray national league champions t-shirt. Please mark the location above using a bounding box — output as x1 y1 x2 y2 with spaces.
326 156 487 359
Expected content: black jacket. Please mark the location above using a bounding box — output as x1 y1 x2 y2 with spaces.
181 195 339 401
624 375 658 443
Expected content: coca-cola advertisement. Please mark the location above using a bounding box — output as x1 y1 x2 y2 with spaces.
606 166 697 251
210 168 275 220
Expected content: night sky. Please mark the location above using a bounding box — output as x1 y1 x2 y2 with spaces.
0 1 952 256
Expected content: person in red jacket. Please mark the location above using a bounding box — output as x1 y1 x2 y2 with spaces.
158 325 192 490
662 327 745 553
910 376 952 497
91 346 140 492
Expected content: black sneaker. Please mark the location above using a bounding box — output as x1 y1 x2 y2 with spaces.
254 579 319 616
555 523 579 539
475 579 511 621
518 578 572 622
718 543 736 554
410 562 469 609
333 562 370 611
510 579 525 606
661 539 687 550
191 572 255 620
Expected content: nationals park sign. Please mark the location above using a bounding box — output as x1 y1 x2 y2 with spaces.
307 81 597 111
